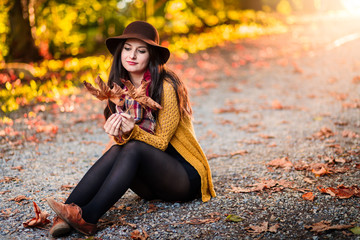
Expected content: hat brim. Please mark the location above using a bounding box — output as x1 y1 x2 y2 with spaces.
105 34 170 64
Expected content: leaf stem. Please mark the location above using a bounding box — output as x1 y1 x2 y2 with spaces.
107 100 113 114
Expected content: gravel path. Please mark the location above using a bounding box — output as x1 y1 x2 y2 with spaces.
1 13 360 239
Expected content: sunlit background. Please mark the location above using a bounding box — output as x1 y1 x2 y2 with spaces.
0 0 359 114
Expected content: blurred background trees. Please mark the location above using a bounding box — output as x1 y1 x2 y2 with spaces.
1 0 345 63
0 0 350 113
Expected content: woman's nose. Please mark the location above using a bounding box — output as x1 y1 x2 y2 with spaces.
130 50 136 59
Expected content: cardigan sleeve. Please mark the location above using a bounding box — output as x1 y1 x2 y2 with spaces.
114 81 180 151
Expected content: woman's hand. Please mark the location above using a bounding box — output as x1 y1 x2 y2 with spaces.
104 113 122 136
120 112 135 136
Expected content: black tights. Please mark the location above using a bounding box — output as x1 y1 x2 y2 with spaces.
65 141 195 224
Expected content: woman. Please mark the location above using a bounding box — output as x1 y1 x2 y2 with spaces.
46 21 216 237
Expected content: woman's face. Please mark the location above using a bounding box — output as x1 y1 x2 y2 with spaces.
121 39 150 76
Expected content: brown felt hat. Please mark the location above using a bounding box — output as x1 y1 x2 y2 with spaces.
105 21 170 64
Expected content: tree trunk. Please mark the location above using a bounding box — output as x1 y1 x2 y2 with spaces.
7 0 42 62
241 0 263 11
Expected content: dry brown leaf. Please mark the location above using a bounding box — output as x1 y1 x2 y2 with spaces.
268 223 280 232
305 220 353 232
227 179 292 193
267 157 293 169
317 185 360 199
342 130 360 138
122 79 162 110
60 185 75 190
206 150 247 160
259 134 275 139
186 217 221 225
23 201 51 228
0 176 21 183
9 195 30 202
303 177 315 184
213 107 248 114
312 166 332 177
83 75 127 106
130 227 149 240
246 221 280 235
146 204 159 214
312 127 335 140
247 221 268 234
11 166 23 171
229 150 248 157
302 192 315 201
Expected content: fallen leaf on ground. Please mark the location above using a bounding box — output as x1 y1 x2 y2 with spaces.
266 157 293 169
9 195 31 202
226 214 243 222
213 107 248 114
11 166 23 171
303 177 315 184
317 185 360 199
353 76 360 84
60 185 75 190
312 166 332 177
0 176 21 183
271 100 284 110
312 127 335 140
227 179 293 193
229 150 248 157
186 217 221 225
146 204 159 214
259 134 275 139
302 192 315 201
206 150 248 160
246 221 280 235
130 227 149 240
247 221 268 234
23 201 51 228
342 130 360 138
305 220 353 232
350 226 360 235
269 223 280 232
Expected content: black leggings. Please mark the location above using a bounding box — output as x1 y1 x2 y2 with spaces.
64 140 201 224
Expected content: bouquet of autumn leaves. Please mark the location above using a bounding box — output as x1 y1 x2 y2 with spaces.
83 75 162 113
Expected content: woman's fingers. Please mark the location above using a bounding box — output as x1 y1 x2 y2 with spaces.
120 113 135 135
104 114 122 136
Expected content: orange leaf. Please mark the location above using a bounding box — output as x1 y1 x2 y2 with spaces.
23 201 51 228
271 100 284 110
317 185 360 198
352 76 360 84
312 166 331 177
302 192 315 201
267 157 293 169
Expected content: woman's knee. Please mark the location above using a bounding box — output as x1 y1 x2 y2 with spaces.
122 140 149 153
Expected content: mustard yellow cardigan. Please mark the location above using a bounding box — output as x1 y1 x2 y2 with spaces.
114 80 216 202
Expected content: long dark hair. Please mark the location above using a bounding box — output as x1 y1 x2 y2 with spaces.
104 40 192 121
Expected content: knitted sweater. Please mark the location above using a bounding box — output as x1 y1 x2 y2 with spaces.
114 80 216 202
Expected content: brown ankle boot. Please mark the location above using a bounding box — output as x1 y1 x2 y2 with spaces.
49 216 71 237
46 198 97 236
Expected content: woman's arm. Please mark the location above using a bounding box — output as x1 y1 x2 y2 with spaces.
114 81 180 151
